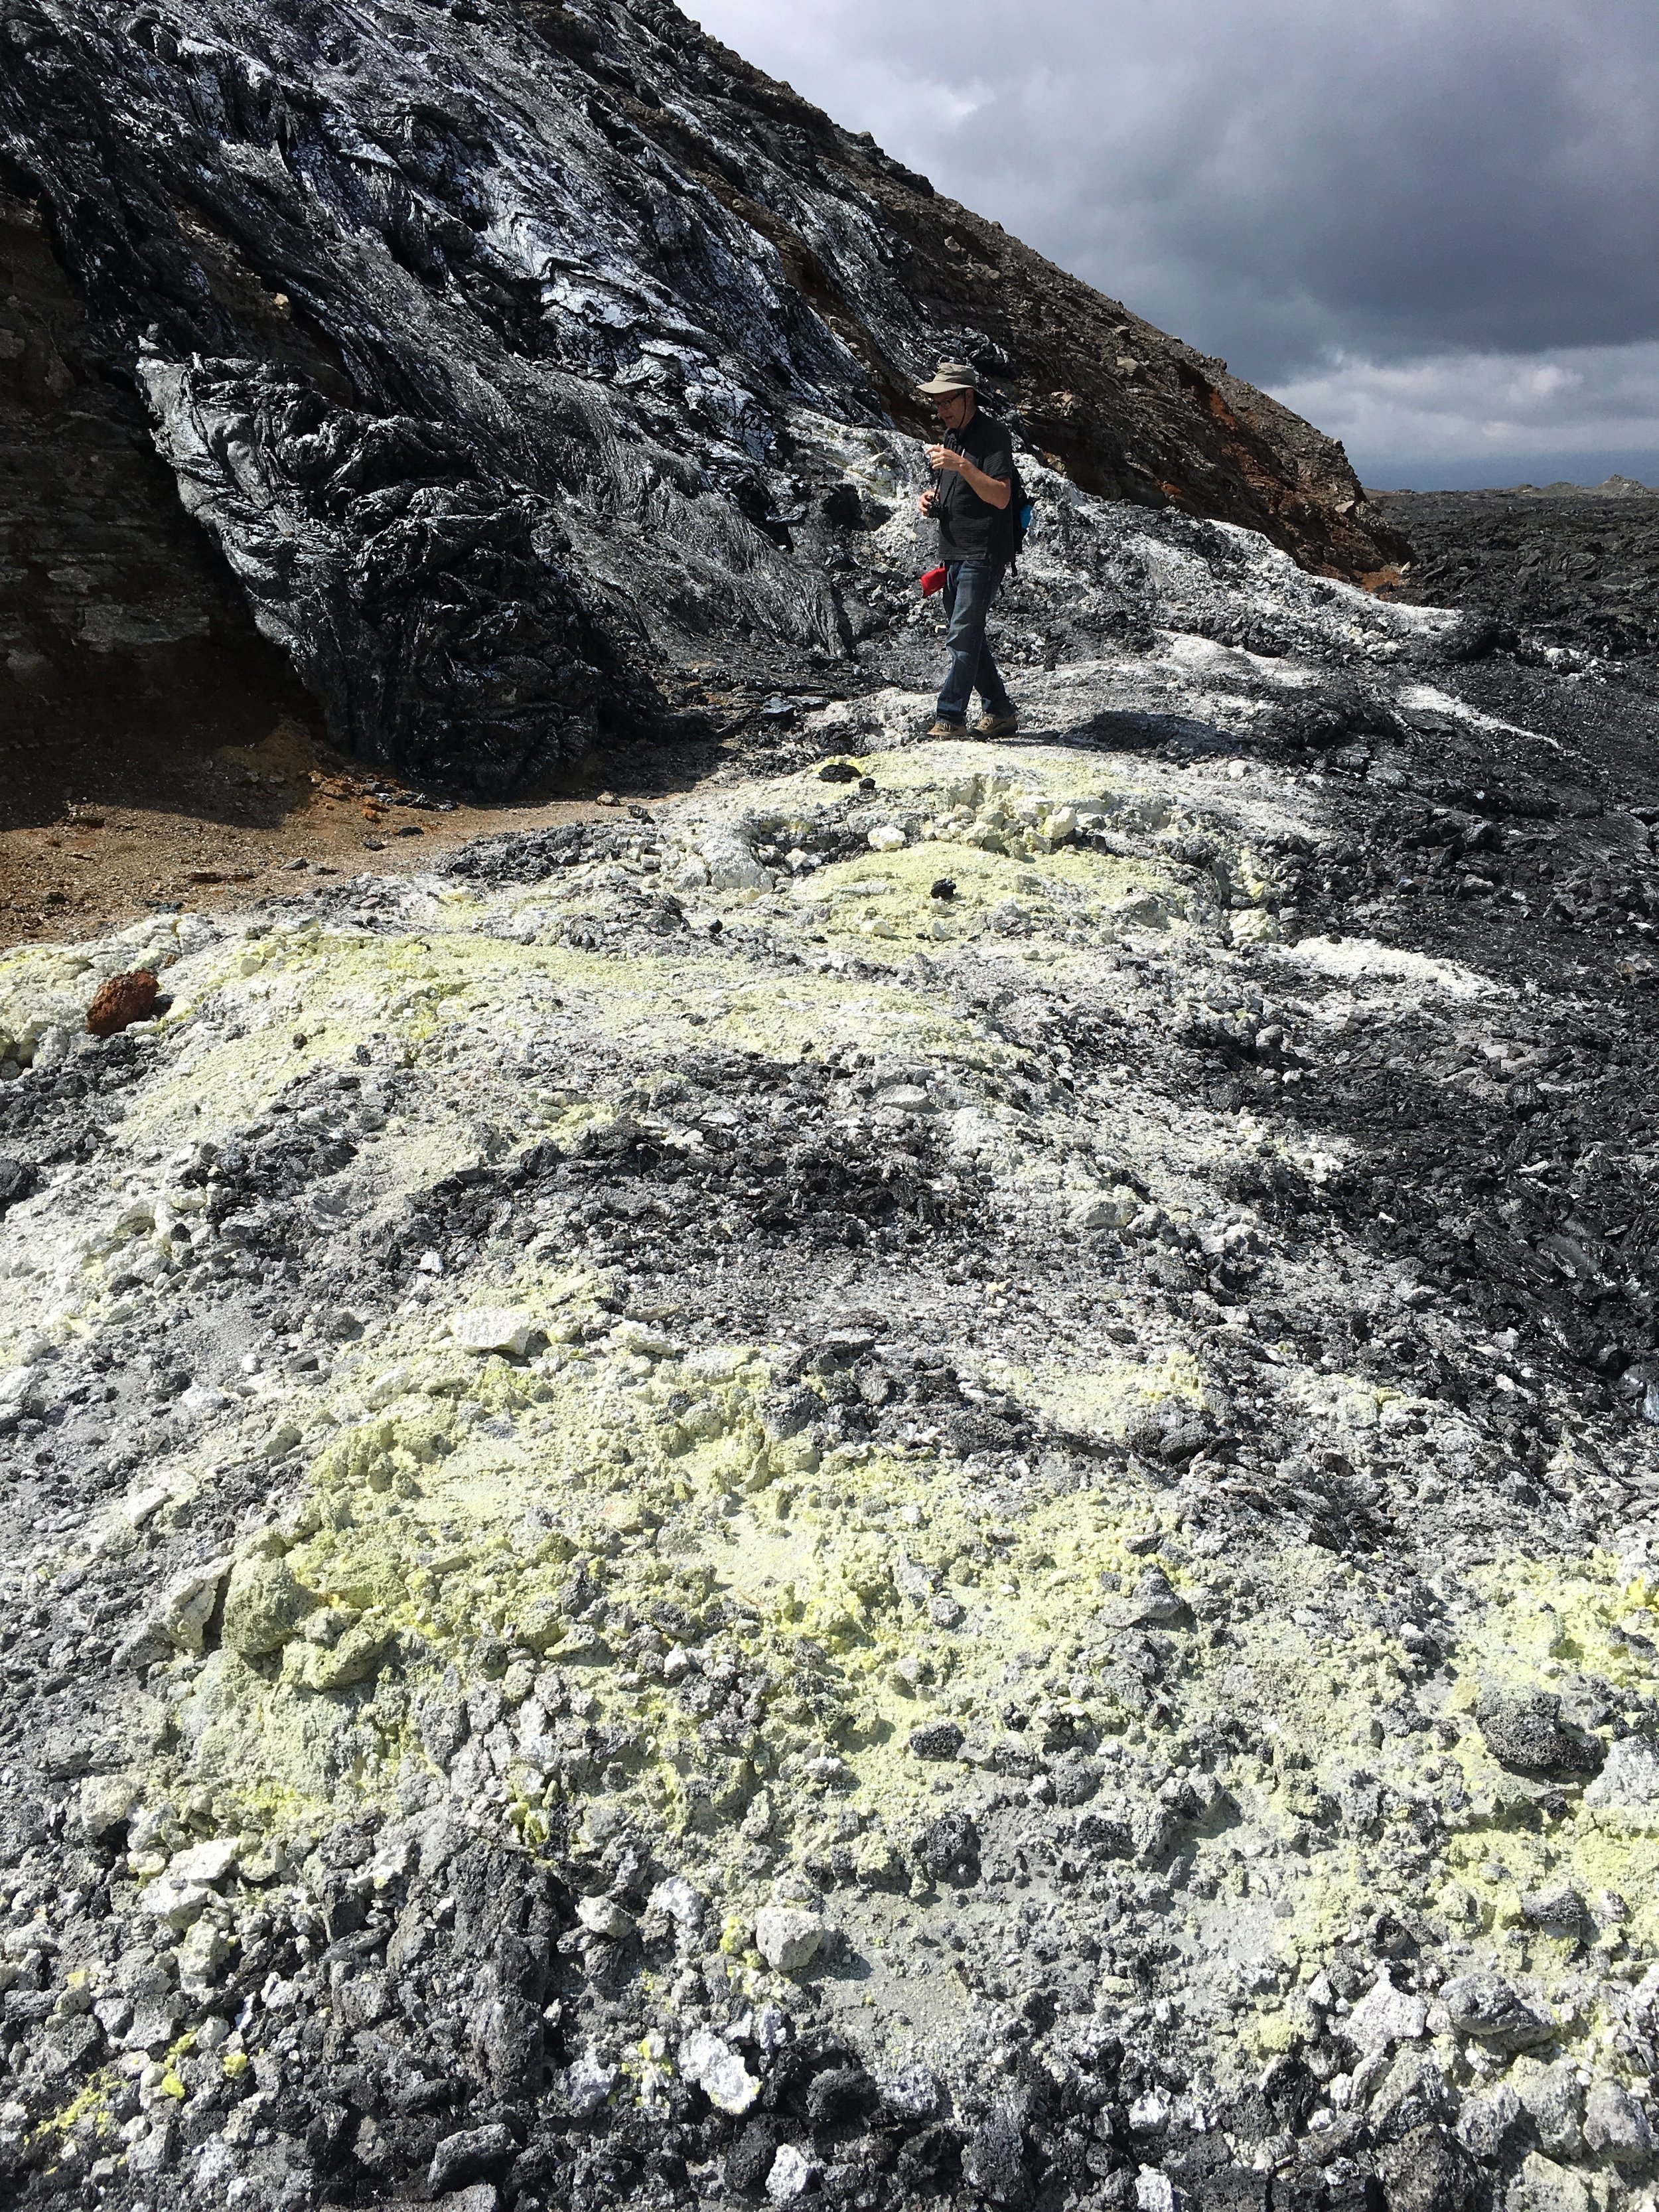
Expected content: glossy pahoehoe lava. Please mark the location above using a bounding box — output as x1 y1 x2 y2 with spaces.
0 0 1401 791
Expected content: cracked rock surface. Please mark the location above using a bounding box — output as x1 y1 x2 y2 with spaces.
0 0 1402 789
1372 492 1659 665
1 495 1659 2212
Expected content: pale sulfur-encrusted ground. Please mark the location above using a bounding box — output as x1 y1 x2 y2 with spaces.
3 526 1659 2212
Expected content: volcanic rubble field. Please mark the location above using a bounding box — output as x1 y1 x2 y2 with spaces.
1372 494 1659 665
3 504 1659 2212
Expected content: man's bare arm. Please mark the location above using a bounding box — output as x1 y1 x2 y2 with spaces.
924 444 1012 509
957 456 1012 508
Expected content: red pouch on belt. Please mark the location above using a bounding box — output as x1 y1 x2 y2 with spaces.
920 565 948 597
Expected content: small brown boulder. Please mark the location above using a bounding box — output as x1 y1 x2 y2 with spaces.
86 970 159 1038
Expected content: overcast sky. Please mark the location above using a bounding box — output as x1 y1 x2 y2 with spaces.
687 0 1659 488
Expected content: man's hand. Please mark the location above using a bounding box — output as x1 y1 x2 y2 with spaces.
918 488 938 516
923 442 1010 509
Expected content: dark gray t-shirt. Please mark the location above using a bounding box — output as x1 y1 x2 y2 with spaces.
935 409 1015 563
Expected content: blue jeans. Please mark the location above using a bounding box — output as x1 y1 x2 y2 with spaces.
937 559 1013 723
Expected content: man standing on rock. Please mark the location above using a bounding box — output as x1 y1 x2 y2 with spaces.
915 360 1019 739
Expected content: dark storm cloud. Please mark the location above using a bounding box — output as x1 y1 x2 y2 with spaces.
689 0 1659 481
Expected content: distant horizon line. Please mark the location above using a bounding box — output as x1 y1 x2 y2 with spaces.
1361 471 1656 498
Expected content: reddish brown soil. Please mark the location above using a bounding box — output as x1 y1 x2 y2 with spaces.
0 690 726 952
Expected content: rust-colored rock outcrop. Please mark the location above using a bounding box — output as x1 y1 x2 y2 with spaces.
85 968 158 1038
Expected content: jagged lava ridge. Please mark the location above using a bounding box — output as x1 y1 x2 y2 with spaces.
0 0 1402 789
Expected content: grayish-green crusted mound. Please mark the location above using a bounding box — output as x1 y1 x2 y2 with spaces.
2 498 1659 2212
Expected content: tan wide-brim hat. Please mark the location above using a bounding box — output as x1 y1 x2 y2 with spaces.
913 359 979 398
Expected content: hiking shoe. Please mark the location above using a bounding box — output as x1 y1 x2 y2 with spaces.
926 717 967 737
974 712 1019 738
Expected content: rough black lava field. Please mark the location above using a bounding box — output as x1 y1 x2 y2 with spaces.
1374 490 1659 664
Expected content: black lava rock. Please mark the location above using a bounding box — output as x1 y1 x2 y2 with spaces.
1475 1686 1604 1777
908 1720 966 1761
429 2120 518 2193
726 2119 780 2193
913 1809 981 1886
964 2110 1032 2207
1377 2124 1482 2212
0 1156 36 1213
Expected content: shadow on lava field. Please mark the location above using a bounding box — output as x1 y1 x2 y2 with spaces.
0 685 737 953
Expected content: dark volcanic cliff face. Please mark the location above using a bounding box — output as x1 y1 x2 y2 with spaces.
0 188 320 833
0 0 1403 789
